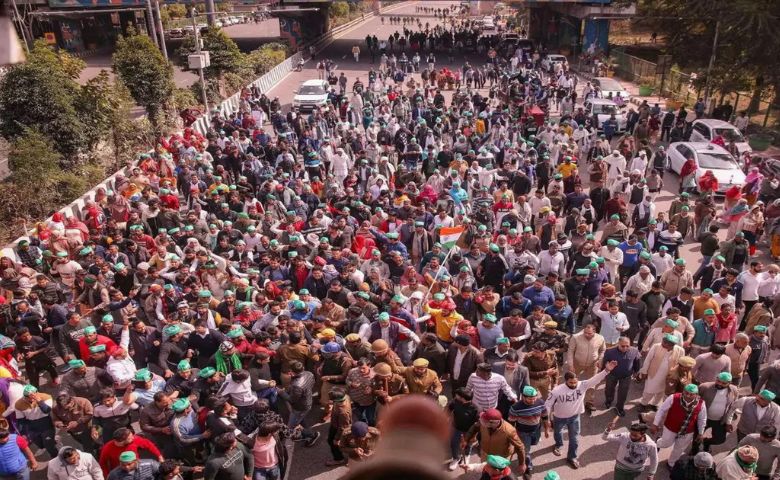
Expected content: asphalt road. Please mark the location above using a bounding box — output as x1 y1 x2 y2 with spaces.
37 2 773 480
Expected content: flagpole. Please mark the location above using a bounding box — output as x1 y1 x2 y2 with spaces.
421 243 459 304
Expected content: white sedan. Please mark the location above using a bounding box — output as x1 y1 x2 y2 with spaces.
666 142 746 194
541 54 567 71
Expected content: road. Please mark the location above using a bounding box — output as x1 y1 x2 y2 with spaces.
266 2 772 479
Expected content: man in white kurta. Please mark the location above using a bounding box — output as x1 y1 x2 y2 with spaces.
599 240 624 287
639 335 685 407
606 150 627 182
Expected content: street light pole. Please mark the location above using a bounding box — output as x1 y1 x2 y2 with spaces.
145 0 159 48
205 0 216 26
9 0 31 53
703 19 720 114
192 10 209 112
153 0 168 60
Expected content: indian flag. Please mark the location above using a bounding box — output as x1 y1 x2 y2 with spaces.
439 226 465 250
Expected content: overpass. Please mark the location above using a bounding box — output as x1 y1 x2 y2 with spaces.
271 0 381 50
508 0 636 53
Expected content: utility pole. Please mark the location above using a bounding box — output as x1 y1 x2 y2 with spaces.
10 0 31 53
703 19 720 114
154 0 168 60
145 0 159 48
191 8 209 112
205 0 217 26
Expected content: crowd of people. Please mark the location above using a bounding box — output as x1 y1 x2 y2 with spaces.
1 4 780 480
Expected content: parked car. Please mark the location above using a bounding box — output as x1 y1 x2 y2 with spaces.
293 79 330 112
584 98 627 132
541 54 567 71
592 77 630 101
689 119 752 156
666 142 746 194
167 28 184 38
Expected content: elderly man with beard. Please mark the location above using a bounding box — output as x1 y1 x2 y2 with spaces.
602 421 658 480
639 335 685 410
651 384 708 469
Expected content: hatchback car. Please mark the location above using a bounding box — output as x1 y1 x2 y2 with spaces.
666 142 746 194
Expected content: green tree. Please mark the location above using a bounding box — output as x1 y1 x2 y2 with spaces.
77 73 151 169
0 40 88 159
113 31 175 129
330 1 350 18
638 0 780 105
246 43 289 76
167 4 187 18
6 129 67 220
179 28 245 80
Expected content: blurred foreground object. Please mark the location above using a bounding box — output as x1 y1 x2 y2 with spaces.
0 9 26 66
342 395 451 480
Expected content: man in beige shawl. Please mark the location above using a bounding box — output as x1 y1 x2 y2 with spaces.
638 334 685 409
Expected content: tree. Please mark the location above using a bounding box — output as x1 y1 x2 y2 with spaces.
179 28 245 80
113 31 175 129
6 129 66 220
246 43 289 76
0 40 89 159
77 72 151 169
167 4 187 18
330 1 350 18
637 0 780 105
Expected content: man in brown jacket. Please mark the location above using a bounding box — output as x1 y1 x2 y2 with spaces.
463 408 526 474
446 335 483 391
325 389 352 467
52 391 98 455
403 358 443 397
523 341 558 399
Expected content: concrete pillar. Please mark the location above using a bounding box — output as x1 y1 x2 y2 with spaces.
583 18 609 53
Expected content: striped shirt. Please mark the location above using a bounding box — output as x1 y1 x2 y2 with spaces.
508 398 546 433
465 372 517 412
346 368 376 406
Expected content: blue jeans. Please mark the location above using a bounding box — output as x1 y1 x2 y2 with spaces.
450 429 464 460
0 467 30 480
693 255 712 279
552 415 580 461
288 408 315 440
352 403 377 426
253 466 280 480
519 426 541 468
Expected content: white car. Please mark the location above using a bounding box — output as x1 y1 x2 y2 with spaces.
584 98 627 132
592 77 630 101
541 54 567 71
293 79 330 112
666 142 746 194
689 119 752 156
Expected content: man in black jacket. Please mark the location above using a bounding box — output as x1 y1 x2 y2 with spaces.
278 361 320 447
589 181 611 227
693 254 726 291
203 432 253 480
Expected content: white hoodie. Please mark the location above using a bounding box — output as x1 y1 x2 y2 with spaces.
47 449 103 480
